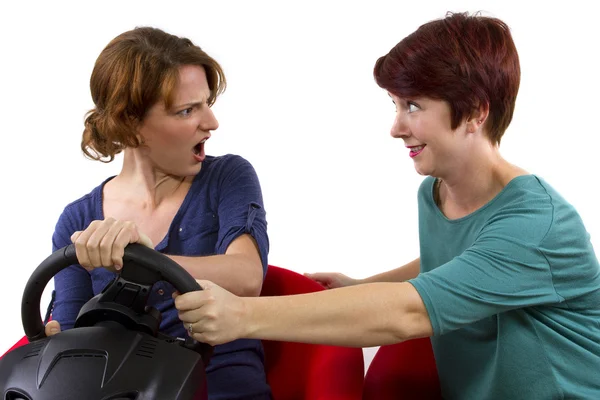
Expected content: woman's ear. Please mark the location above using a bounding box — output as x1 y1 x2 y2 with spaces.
466 103 490 133
129 114 145 146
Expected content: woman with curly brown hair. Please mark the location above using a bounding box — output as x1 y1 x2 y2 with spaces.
45 26 272 400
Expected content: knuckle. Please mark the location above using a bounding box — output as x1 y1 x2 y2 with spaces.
99 237 112 252
206 311 218 320
74 235 87 246
124 221 136 230
111 245 124 260
111 241 125 253
86 237 100 250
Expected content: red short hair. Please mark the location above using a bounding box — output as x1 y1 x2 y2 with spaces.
374 12 520 144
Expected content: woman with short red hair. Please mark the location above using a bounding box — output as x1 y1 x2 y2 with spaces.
175 12 600 399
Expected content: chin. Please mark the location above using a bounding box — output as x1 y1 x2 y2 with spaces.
413 165 430 177
190 162 204 174
164 164 202 178
182 164 202 177
412 159 436 177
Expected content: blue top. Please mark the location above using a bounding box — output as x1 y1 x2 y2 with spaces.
409 175 600 399
51 154 272 400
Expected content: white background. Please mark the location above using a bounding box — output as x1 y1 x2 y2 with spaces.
1 0 598 372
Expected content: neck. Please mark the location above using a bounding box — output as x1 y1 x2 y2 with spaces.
437 141 522 214
111 148 193 209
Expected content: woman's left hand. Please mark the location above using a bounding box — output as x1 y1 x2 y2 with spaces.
174 280 248 346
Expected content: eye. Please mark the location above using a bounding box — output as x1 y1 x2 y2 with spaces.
407 102 420 113
178 107 193 117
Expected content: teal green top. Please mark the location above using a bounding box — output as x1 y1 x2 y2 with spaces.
409 175 600 399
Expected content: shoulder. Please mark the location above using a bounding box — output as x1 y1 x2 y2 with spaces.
203 154 255 173
62 192 95 215
494 175 568 217
519 175 591 245
200 154 260 185
495 175 553 209
481 175 575 245
57 178 109 228
52 179 107 245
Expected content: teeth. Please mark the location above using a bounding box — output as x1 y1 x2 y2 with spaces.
200 138 207 144
412 145 424 152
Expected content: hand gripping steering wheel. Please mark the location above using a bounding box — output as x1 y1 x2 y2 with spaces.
20 243 213 362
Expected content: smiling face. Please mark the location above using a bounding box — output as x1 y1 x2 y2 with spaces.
137 65 219 177
388 92 472 178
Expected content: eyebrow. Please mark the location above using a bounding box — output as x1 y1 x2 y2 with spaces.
172 100 204 109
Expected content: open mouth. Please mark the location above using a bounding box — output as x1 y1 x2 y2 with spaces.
193 137 208 161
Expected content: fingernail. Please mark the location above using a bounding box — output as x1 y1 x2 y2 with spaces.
50 327 59 334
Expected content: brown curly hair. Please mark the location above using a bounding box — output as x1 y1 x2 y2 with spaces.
82 27 226 162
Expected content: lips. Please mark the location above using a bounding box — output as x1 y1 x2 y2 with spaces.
408 145 425 158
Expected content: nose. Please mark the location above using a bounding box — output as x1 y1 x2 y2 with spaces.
199 107 219 132
390 112 410 139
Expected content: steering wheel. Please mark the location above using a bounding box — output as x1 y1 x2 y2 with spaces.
20 243 212 361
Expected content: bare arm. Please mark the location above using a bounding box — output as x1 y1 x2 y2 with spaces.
47 233 264 337
69 216 265 298
169 233 263 297
360 257 420 284
307 257 420 288
176 279 434 347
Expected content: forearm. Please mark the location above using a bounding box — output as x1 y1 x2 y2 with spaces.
360 258 420 284
52 266 94 329
169 254 263 297
243 281 432 347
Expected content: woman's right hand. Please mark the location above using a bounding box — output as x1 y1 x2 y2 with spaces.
303 272 360 289
71 218 154 272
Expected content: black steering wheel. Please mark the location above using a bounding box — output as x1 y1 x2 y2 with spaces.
20 243 212 361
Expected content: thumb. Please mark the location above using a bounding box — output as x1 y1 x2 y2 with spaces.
195 279 214 291
137 232 154 249
304 272 322 280
304 272 328 282
45 320 61 336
